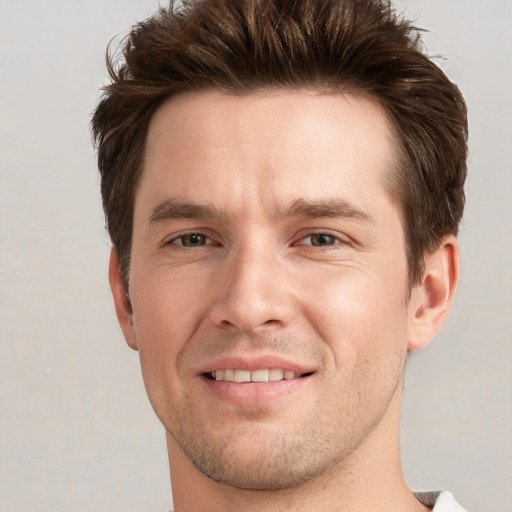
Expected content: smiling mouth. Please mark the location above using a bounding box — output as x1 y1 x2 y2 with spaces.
205 369 313 383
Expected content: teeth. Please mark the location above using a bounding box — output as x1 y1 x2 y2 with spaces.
210 368 301 382
251 369 269 382
234 369 251 383
269 369 283 381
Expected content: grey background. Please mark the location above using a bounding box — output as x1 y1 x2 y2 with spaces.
0 0 510 510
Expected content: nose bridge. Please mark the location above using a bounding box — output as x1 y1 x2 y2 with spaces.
209 236 294 333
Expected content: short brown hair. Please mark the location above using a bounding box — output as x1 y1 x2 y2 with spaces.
91 0 468 288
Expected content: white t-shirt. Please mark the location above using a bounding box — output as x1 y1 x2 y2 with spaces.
414 490 467 511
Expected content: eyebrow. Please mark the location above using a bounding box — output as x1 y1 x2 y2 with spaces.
284 198 374 223
149 199 226 223
148 198 374 224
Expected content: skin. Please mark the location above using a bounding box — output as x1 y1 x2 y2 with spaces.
110 89 459 511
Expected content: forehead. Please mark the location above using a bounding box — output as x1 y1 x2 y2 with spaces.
138 89 398 220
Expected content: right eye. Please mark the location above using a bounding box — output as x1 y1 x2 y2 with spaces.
168 233 212 247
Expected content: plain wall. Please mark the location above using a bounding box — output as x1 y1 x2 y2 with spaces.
1 1 510 510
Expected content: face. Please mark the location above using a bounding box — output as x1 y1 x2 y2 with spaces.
123 90 418 489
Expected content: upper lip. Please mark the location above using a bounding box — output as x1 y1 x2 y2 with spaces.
199 353 316 375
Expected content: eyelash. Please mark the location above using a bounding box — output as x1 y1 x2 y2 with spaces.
166 232 213 247
165 230 347 249
296 232 343 248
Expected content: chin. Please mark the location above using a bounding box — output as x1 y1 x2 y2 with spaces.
190 448 332 490
172 421 349 491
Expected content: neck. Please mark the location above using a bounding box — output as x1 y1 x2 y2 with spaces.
167 386 429 512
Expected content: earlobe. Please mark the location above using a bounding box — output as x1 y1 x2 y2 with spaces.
109 247 139 351
407 235 460 351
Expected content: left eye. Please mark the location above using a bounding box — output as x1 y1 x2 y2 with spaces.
169 233 211 247
301 233 339 247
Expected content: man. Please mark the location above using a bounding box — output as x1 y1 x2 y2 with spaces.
91 0 468 510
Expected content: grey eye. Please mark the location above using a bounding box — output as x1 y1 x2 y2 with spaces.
174 233 209 247
307 234 337 246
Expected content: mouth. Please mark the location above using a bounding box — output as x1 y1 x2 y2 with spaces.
199 355 316 404
205 368 314 383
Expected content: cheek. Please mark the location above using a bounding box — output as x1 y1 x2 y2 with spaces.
129 268 212 402
311 273 409 417
132 264 211 344
300 266 410 363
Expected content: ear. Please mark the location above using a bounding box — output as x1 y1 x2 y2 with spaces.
407 235 460 351
109 247 138 351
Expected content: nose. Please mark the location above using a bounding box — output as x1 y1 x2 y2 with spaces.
209 242 296 334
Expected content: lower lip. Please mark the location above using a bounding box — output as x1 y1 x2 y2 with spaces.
201 374 313 405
